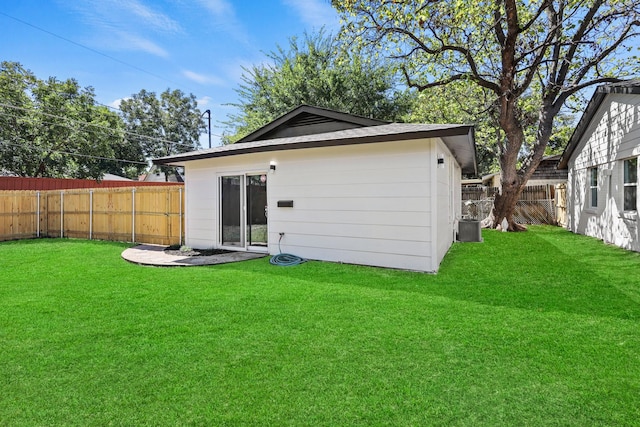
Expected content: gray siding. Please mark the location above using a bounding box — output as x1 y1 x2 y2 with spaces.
568 93 640 251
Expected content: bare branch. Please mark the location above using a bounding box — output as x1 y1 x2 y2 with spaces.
519 0 551 33
548 1 565 89
555 0 605 85
494 0 506 46
389 26 501 93
571 23 640 84
400 68 464 91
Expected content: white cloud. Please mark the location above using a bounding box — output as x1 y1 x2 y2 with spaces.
197 96 212 107
109 97 130 109
182 70 226 86
115 0 182 33
118 32 170 57
60 0 179 57
195 0 234 17
281 0 340 30
193 0 250 45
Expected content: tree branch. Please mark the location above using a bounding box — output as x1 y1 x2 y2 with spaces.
493 0 506 46
389 26 501 93
555 0 605 85
519 0 551 33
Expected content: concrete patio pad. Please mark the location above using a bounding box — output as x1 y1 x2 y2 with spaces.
122 244 267 267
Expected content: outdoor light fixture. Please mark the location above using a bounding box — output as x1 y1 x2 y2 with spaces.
270 161 277 172
437 154 445 168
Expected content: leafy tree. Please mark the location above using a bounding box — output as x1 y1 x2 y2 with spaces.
407 82 501 176
224 30 413 143
119 89 204 178
0 62 35 175
0 61 139 179
334 0 640 230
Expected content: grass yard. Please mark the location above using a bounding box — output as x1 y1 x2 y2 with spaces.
1 226 639 426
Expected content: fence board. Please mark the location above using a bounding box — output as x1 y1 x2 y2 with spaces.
462 183 563 225
0 191 39 240
0 186 183 245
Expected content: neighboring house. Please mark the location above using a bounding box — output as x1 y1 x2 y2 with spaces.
558 80 640 251
528 155 568 186
139 165 185 183
467 155 567 189
155 105 477 272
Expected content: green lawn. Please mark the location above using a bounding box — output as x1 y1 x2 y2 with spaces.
1 226 639 426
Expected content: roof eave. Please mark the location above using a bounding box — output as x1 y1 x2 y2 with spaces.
558 80 640 169
154 125 477 170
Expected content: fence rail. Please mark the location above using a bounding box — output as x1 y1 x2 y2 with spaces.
0 186 184 245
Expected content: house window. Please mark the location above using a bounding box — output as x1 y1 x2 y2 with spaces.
589 167 598 209
623 158 637 211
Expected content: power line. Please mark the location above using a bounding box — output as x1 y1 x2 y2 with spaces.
0 102 208 149
0 72 225 138
0 139 149 166
0 11 191 93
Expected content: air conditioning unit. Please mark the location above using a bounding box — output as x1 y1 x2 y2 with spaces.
458 219 482 242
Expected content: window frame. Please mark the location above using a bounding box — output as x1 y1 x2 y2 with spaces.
588 167 598 209
623 157 638 212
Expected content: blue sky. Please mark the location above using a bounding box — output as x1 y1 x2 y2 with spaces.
1 0 340 147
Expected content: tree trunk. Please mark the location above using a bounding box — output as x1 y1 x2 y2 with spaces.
491 101 558 231
492 180 527 231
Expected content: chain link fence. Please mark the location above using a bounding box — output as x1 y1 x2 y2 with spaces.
462 184 564 225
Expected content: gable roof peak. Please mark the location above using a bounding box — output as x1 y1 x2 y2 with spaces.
558 78 640 169
236 104 389 143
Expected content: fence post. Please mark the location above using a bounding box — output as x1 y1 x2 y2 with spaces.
89 190 93 240
36 191 40 238
60 191 64 238
179 187 183 245
132 188 136 243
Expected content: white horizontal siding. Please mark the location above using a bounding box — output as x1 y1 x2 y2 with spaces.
434 140 458 267
180 137 461 271
271 181 430 198
280 246 433 271
268 220 429 242
268 139 437 271
272 196 430 212
183 167 216 248
272 209 432 227
568 93 640 251
573 94 640 170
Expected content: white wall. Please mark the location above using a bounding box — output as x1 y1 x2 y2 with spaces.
435 140 460 267
184 152 273 250
184 137 462 272
568 93 640 251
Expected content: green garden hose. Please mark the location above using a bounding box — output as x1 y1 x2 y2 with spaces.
270 234 306 266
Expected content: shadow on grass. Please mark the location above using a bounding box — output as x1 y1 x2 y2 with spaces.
5 230 639 321
225 226 640 321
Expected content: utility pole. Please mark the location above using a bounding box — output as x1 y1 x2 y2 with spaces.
201 109 211 149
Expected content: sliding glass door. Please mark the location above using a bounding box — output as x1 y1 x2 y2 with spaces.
220 173 268 250
246 174 268 248
220 175 243 247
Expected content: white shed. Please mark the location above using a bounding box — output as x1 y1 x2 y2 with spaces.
559 80 640 251
155 105 477 272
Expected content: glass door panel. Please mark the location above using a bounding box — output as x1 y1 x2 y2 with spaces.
247 174 268 247
221 175 243 247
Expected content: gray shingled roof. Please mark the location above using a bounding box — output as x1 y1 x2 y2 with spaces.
154 122 477 175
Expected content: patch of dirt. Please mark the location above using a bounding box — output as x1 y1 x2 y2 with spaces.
164 246 233 257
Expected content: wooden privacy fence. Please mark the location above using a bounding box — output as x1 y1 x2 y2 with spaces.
462 184 567 226
0 186 184 245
